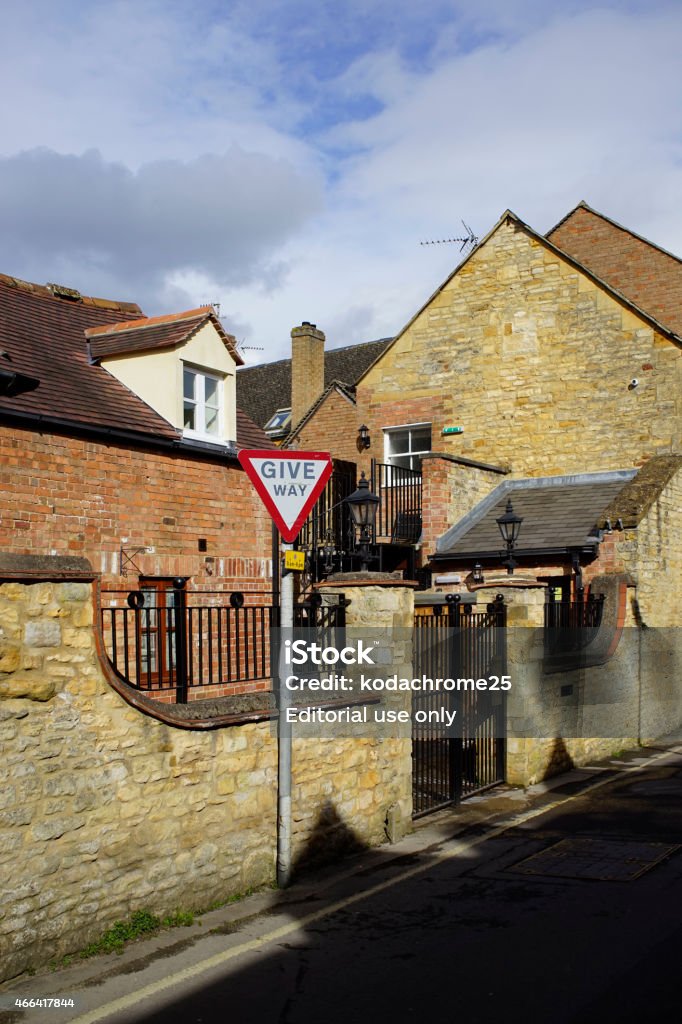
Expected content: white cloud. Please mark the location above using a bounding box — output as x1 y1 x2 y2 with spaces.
0 1 681 363
0 147 323 310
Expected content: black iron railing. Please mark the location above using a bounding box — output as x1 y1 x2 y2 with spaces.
412 595 507 816
100 584 277 702
296 458 357 582
370 459 422 543
100 584 348 703
545 592 605 629
544 592 606 656
295 459 422 582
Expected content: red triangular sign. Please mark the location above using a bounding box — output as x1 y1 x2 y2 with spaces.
238 449 333 542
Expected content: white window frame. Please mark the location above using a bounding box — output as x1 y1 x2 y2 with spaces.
183 365 224 441
383 422 432 473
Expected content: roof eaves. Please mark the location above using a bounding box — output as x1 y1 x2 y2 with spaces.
434 468 638 555
430 543 600 563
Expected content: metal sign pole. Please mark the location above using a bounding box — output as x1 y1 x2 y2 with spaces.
277 541 293 887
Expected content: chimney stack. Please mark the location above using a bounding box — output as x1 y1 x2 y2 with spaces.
291 321 325 430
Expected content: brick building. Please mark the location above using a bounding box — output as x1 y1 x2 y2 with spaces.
0 273 276 700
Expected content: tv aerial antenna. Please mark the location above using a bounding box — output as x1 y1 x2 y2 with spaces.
420 220 478 253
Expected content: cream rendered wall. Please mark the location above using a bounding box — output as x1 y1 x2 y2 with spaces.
100 322 238 444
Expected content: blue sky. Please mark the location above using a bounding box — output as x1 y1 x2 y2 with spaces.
1 0 681 359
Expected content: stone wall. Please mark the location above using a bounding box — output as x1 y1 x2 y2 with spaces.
483 579 681 785
360 217 680 478
0 573 412 983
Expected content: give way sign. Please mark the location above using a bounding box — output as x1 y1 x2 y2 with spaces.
238 449 333 543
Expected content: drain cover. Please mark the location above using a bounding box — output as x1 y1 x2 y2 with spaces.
509 837 680 881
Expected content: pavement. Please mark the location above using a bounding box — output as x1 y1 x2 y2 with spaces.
2 732 682 1024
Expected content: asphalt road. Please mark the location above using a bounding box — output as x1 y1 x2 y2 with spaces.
4 741 682 1024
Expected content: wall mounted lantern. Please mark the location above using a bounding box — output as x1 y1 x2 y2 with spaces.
496 498 523 575
344 471 380 571
356 424 371 452
472 563 485 585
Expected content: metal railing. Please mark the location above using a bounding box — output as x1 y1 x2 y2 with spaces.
295 458 423 582
100 584 277 702
100 584 349 703
296 458 357 582
544 592 606 656
370 459 422 543
412 596 507 815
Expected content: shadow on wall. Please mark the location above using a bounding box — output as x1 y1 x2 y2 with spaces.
545 736 576 779
292 801 370 880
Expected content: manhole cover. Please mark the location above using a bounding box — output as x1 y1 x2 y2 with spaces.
508 837 679 881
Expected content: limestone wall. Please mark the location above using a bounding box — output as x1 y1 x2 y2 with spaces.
360 218 681 477
490 581 681 784
0 575 412 982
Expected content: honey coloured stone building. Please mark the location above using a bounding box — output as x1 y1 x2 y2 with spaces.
264 202 682 783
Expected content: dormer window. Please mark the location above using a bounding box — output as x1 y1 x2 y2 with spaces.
183 366 222 440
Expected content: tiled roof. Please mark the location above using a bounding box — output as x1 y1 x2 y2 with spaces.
0 274 178 438
0 274 266 451
235 409 276 450
434 470 638 560
547 202 682 338
237 337 392 429
87 306 243 365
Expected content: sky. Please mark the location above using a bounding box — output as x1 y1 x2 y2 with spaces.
1 0 681 362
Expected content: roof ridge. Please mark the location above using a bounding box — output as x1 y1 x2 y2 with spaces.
0 271 142 315
546 201 682 268
238 336 394 374
85 306 213 338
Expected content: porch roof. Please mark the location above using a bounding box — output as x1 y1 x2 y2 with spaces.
433 469 637 561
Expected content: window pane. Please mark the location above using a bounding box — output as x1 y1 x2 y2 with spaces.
204 376 219 406
205 406 219 434
183 368 196 399
184 401 195 430
411 427 431 451
387 429 410 455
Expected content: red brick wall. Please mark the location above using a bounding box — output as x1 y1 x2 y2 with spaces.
287 389 361 464
549 205 682 338
359 391 447 483
0 424 273 590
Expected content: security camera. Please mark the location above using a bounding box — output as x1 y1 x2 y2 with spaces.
628 378 639 390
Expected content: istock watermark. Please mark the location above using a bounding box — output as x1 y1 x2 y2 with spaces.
271 625 682 740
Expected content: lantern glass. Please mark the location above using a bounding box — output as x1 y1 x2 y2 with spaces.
344 472 379 530
496 499 523 546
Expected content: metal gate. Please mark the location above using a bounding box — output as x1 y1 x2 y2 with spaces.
412 595 507 817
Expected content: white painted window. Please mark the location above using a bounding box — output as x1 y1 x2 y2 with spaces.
384 423 431 472
183 367 222 440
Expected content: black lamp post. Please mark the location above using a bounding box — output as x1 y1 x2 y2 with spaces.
344 471 380 571
496 498 523 575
